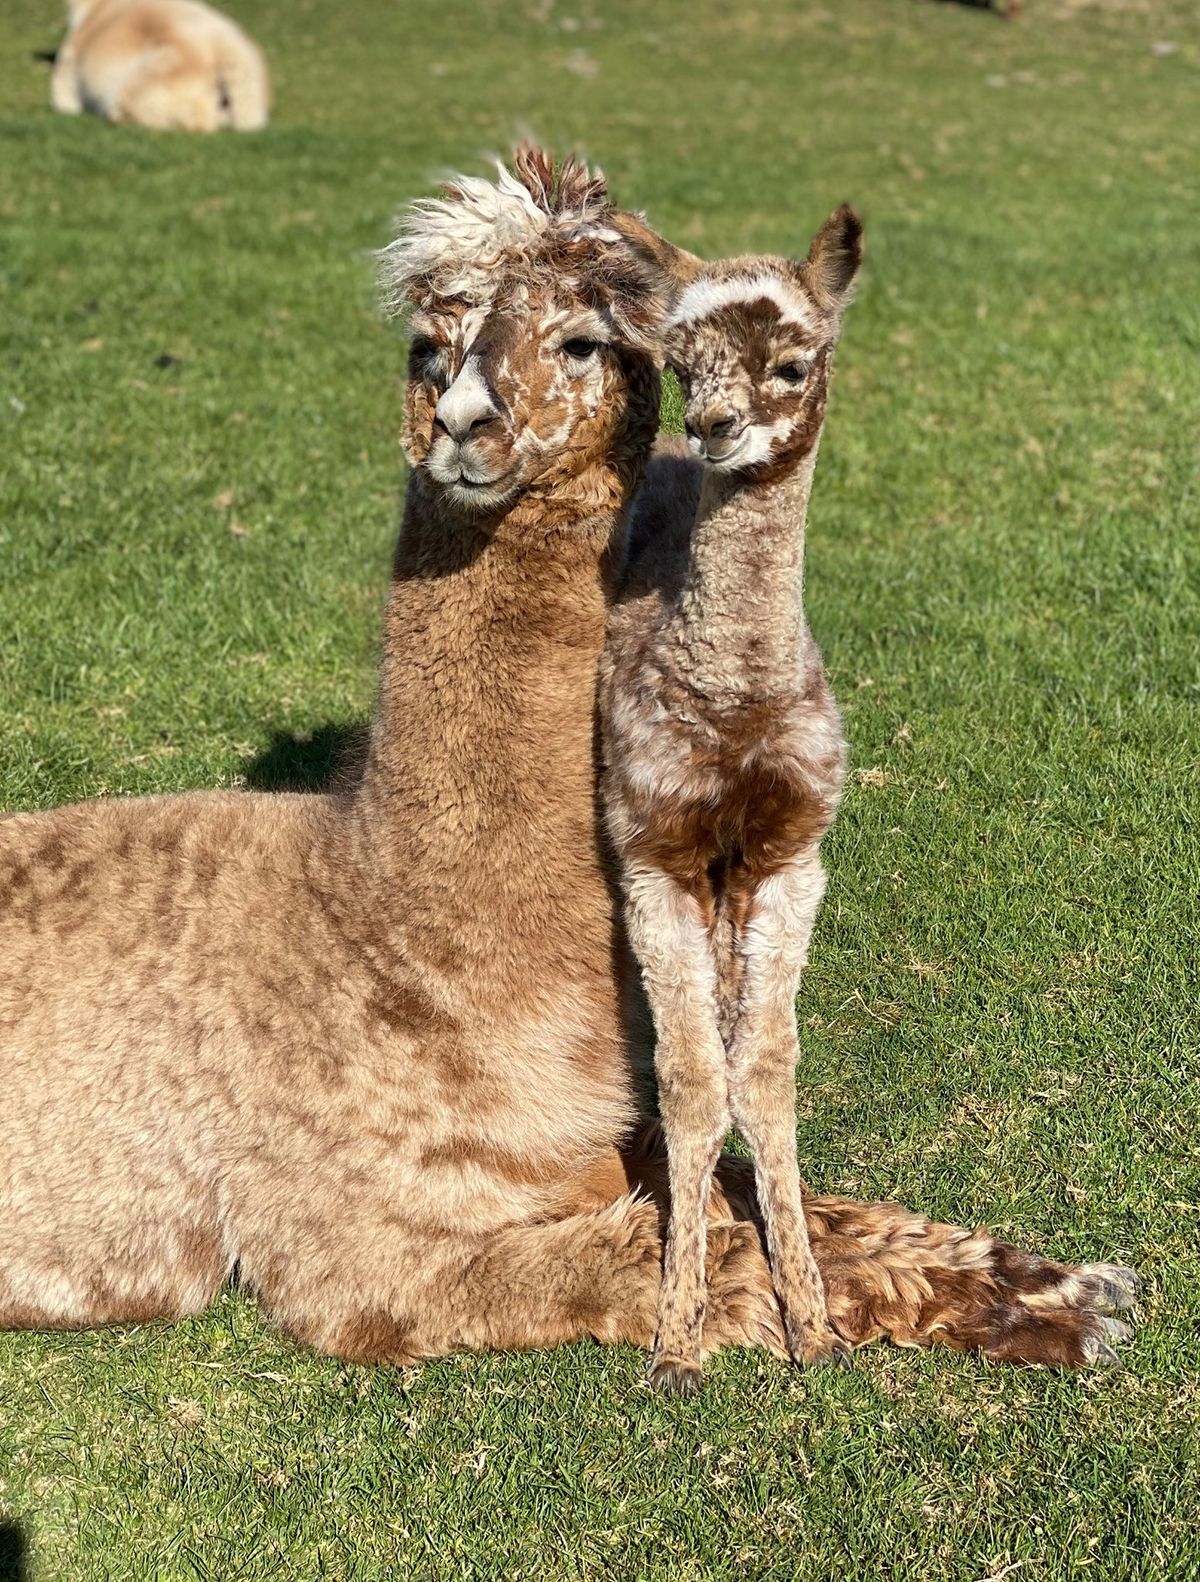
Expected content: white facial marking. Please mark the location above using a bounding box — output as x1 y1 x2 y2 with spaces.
669 274 816 333
540 306 573 335
461 305 488 344
434 355 496 441
721 414 792 470
556 312 609 346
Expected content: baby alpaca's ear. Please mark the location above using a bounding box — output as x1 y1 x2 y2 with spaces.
801 204 864 313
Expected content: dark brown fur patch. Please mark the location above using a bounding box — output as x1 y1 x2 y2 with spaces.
35 836 68 872
622 688 839 904
366 978 453 1037
329 1309 419 1366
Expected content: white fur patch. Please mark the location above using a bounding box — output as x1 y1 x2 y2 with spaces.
434 356 496 440
669 274 816 334
379 166 616 318
379 164 548 314
733 414 792 468
689 414 793 471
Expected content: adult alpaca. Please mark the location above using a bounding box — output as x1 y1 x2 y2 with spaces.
0 152 782 1361
0 152 1133 1369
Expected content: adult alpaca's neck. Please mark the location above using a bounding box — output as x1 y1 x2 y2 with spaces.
352 469 627 985
678 444 819 702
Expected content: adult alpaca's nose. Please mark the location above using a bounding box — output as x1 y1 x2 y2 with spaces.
434 356 498 443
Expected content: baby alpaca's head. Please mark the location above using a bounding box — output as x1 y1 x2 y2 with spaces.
665 205 863 474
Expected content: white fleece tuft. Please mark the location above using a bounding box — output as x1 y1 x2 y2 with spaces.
668 273 816 334
379 164 548 314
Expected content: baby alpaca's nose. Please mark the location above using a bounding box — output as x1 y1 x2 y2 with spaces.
687 407 736 440
707 414 739 440
685 406 745 460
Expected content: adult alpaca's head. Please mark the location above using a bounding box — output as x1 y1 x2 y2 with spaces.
380 148 679 523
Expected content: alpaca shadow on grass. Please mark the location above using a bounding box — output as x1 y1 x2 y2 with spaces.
241 722 369 794
0 1524 27 1582
930 0 1018 12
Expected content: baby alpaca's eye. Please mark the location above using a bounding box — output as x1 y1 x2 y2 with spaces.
409 337 440 365
775 362 809 385
562 338 601 360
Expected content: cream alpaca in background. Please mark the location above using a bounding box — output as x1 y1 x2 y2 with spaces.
51 0 269 131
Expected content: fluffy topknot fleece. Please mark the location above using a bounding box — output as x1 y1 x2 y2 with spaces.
379 147 620 310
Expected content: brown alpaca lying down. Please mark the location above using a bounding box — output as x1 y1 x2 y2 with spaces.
50 0 269 131
0 151 1135 1374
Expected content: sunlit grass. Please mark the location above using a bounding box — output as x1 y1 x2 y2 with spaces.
1 0 1197 1576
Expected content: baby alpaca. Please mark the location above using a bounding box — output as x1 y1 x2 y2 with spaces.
51 0 269 131
602 208 865 1392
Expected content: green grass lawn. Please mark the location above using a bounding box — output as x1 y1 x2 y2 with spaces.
2 0 1198 1576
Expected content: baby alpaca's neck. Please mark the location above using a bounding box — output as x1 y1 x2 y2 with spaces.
678 445 819 702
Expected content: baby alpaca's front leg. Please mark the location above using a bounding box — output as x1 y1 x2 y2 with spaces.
728 855 847 1368
624 863 730 1395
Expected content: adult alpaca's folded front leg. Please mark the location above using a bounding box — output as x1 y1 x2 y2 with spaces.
262 1191 795 1369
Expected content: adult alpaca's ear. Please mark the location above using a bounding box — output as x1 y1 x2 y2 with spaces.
800 204 864 313
597 211 703 358
606 208 703 291
588 237 678 356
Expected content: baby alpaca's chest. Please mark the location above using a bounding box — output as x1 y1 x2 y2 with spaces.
611 692 845 889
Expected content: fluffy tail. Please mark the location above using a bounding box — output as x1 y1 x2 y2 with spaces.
625 1130 1137 1369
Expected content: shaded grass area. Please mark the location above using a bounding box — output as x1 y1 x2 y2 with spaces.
1 0 1198 1576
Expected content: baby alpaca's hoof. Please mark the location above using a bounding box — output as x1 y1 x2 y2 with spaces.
648 1354 703 1397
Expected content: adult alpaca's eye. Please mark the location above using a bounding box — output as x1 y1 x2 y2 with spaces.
775 362 809 385
409 337 440 365
562 338 600 360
